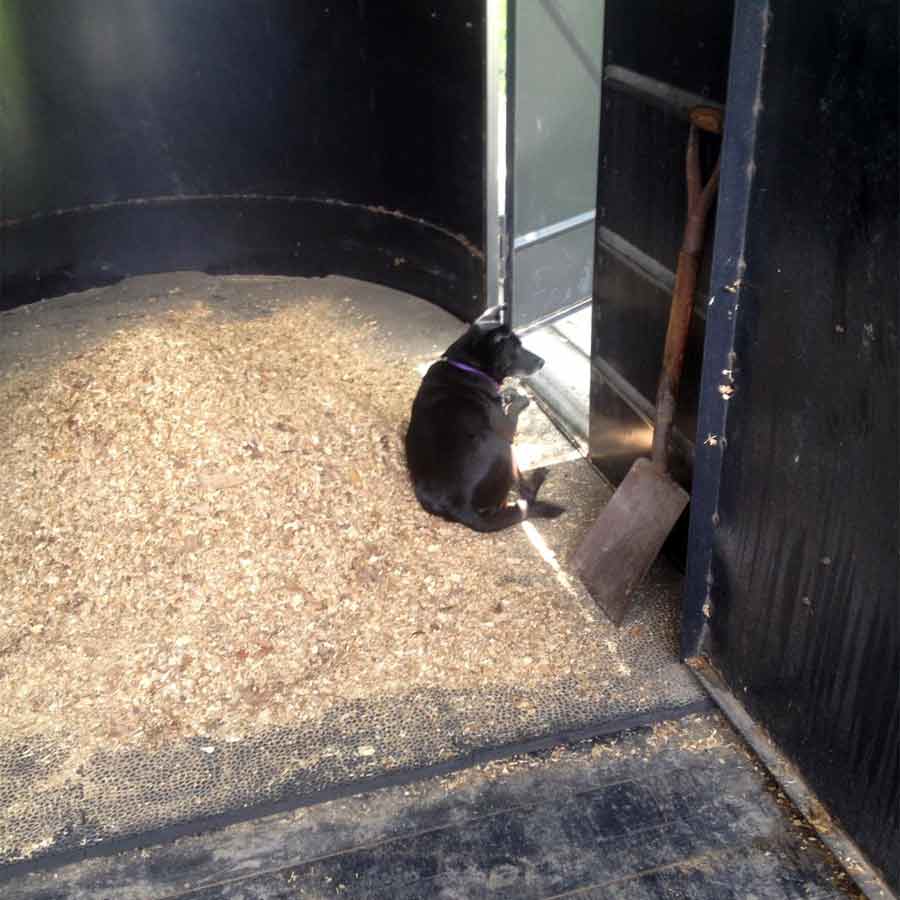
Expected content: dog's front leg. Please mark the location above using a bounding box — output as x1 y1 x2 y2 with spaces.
498 394 529 444
518 465 547 503
502 389 530 418
498 397 532 498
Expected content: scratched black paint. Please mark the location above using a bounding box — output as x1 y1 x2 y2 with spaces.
0 1 486 319
685 0 899 888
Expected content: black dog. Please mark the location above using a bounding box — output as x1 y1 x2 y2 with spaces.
405 319 564 532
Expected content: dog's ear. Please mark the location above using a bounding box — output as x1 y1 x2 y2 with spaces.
474 305 504 328
487 326 511 345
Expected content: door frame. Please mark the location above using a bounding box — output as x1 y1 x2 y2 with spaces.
485 0 506 315
487 0 603 331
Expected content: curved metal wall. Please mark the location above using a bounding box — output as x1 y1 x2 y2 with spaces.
0 1 485 318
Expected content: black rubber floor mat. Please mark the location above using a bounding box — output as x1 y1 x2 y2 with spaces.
10 714 855 900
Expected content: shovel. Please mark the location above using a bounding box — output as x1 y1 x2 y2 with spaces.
573 106 724 625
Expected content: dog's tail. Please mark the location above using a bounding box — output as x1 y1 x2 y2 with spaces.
452 502 526 533
453 499 564 532
527 501 566 520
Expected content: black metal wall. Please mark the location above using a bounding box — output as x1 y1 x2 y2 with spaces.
685 0 899 888
0 1 485 319
589 0 734 560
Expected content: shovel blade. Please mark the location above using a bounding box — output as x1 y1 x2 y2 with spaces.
573 457 689 625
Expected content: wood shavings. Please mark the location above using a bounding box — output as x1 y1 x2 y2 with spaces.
0 290 615 761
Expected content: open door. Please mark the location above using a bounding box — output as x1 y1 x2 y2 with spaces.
488 0 605 332
684 0 899 891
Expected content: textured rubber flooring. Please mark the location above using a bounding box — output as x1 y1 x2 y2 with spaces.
10 713 857 899
0 274 704 879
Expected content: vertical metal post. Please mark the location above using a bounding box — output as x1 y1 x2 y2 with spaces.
502 0 517 323
485 0 506 314
682 0 768 660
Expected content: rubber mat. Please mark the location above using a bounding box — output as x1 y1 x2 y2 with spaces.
10 714 854 899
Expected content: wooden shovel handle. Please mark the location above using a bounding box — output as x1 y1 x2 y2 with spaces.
651 119 722 471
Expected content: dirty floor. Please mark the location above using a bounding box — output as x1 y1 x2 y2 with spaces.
0 274 709 878
10 713 859 899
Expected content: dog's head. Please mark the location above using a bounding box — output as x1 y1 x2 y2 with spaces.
445 323 544 382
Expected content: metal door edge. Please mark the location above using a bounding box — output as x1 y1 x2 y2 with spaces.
690 660 898 900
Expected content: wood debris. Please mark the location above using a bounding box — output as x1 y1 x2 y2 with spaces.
0 293 610 760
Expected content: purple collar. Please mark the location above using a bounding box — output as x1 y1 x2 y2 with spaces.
443 358 501 391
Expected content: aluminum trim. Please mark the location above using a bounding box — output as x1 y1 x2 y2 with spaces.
485 0 505 312
513 209 596 251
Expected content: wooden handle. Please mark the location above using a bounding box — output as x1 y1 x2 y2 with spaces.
651 252 699 467
651 122 722 471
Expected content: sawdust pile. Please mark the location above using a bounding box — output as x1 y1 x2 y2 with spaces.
0 298 601 754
